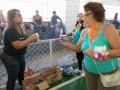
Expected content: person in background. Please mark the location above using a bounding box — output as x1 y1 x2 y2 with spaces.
67 13 84 36
59 2 120 90
112 13 120 29
0 10 6 31
0 10 6 44
70 13 85 76
0 9 38 90
51 11 66 37
74 13 84 30
33 10 46 39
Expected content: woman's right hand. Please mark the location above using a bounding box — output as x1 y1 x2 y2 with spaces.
29 34 39 42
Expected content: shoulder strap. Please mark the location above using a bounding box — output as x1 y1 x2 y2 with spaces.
100 23 106 36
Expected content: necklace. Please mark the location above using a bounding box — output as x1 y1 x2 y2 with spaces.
88 25 95 41
88 22 104 42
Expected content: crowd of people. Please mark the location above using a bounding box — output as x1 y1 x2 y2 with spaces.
0 9 119 43
31 10 66 39
0 1 120 90
0 10 66 43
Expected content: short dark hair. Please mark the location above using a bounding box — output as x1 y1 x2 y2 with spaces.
84 2 105 22
53 11 56 14
114 13 118 20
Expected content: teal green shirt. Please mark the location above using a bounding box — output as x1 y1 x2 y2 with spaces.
81 24 118 74
72 29 82 45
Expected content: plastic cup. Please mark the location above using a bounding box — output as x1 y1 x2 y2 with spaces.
35 33 39 42
60 35 67 42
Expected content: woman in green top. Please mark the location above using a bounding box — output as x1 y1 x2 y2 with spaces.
72 13 84 75
59 2 120 90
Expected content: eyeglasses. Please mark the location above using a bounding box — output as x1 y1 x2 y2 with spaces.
82 12 93 17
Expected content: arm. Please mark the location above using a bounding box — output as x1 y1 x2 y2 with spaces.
105 24 120 58
5 28 37 49
11 34 38 49
60 29 86 52
39 17 44 27
57 15 62 21
51 16 54 25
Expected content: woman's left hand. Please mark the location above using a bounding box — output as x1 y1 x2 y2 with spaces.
83 48 94 58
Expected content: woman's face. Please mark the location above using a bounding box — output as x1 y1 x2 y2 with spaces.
78 15 83 22
35 10 39 15
83 10 94 27
13 11 22 25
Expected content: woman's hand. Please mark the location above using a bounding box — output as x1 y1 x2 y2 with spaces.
59 35 81 52
58 36 70 47
83 48 94 58
29 34 39 42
